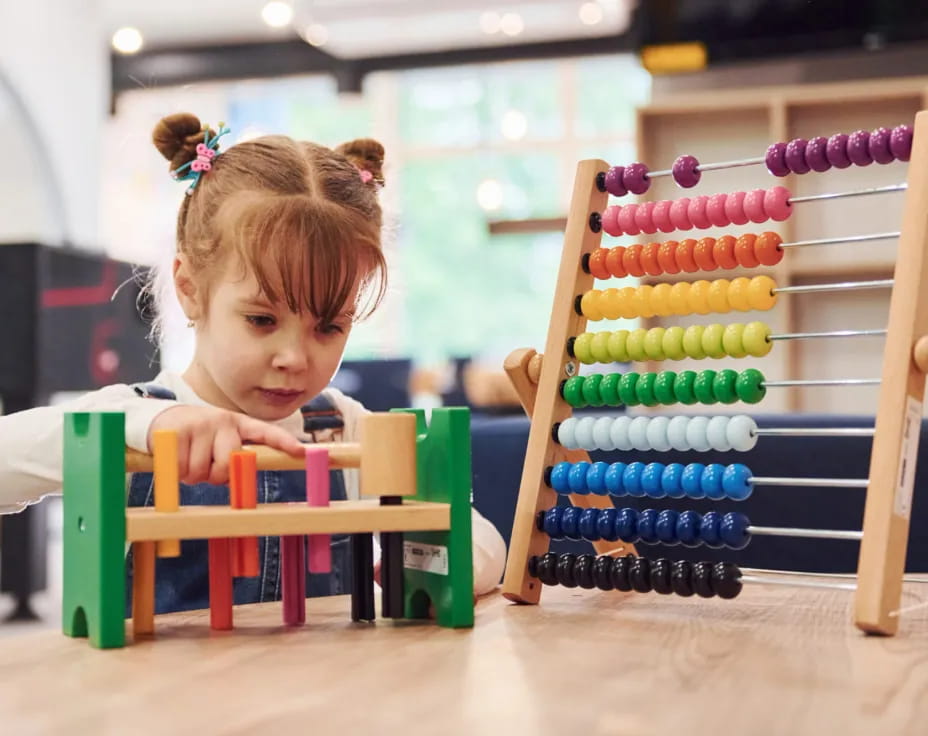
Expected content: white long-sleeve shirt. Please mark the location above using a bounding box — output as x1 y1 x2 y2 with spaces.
0 371 507 595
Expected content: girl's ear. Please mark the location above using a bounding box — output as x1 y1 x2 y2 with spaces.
173 256 202 321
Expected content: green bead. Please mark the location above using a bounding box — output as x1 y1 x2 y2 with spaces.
653 371 678 405
674 370 698 404
582 374 604 407
693 370 718 404
736 368 767 404
701 323 727 359
608 330 630 362
600 373 622 406
562 376 587 407
573 332 595 364
682 325 707 360
722 323 748 358
618 372 641 406
625 328 649 362
662 326 686 360
713 369 739 404
635 372 659 407
590 331 612 363
743 321 773 357
643 328 666 361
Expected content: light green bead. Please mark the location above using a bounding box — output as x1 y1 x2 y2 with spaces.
625 328 649 362
608 330 630 362
573 332 595 364
662 326 686 360
722 323 748 358
743 321 773 357
682 325 707 360
644 327 666 361
590 331 613 363
701 323 727 359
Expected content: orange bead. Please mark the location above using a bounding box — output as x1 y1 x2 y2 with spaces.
713 235 738 269
754 231 784 266
676 239 699 272
605 246 628 277
588 248 611 279
623 244 646 277
734 234 759 268
657 240 680 274
694 237 718 272
641 242 663 276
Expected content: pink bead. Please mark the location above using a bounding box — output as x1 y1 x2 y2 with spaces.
724 190 749 226
688 195 711 229
602 205 622 236
764 186 792 222
634 201 656 233
743 188 767 224
651 200 674 233
707 193 730 227
670 197 692 230
617 203 640 236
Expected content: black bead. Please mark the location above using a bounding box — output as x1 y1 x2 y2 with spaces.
537 552 560 586
595 171 607 192
552 423 561 443
650 558 673 595
581 252 592 274
592 555 615 591
574 295 584 315
555 553 578 588
575 554 596 589
536 510 546 531
692 561 715 598
566 337 577 358
629 556 652 593
589 212 602 233
711 561 743 600
611 555 632 591
670 560 695 597
527 555 539 578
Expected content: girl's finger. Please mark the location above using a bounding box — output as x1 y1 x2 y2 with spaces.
185 428 213 484
234 415 306 456
208 423 242 485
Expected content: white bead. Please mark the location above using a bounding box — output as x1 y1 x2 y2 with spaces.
667 415 691 451
629 416 652 451
558 417 579 449
706 415 732 452
646 416 672 452
575 416 597 450
593 416 616 451
685 416 711 452
727 414 758 451
610 416 633 451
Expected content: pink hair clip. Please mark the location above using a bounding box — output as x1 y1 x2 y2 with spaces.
358 168 374 184
191 143 217 173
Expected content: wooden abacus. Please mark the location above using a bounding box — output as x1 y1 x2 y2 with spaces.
62 408 474 649
502 112 928 635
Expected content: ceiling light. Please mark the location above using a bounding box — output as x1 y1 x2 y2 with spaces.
501 110 527 141
499 13 524 37
477 179 504 211
579 2 604 25
261 2 293 28
111 27 143 54
302 23 329 46
480 11 502 34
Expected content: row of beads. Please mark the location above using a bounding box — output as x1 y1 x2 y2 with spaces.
561 368 766 409
556 414 759 453
572 323 773 364
579 277 777 321
766 126 913 177
529 552 743 599
585 232 784 280
601 186 792 238
547 460 753 501
538 505 752 550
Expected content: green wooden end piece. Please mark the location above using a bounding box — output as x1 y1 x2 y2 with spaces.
61 412 128 649
394 407 474 628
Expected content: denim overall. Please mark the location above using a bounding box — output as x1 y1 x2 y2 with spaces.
125 385 352 615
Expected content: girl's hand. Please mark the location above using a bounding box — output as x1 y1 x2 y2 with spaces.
148 405 305 485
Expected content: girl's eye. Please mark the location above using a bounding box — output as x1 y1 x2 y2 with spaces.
319 322 345 336
245 314 276 328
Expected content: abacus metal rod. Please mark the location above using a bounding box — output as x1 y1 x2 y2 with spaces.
753 426 874 437
648 155 766 178
748 476 869 488
747 525 863 541
769 328 887 341
772 279 893 295
788 182 907 203
739 575 858 592
779 232 900 248
740 567 928 585
762 378 880 388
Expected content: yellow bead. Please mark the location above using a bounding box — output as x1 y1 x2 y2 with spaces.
743 321 773 357
599 288 623 320
580 290 603 320
591 331 612 363
686 280 712 315
650 283 673 317
625 328 649 361
748 275 778 311
682 325 707 359
728 277 752 311
619 287 638 319
662 326 686 360
631 285 656 318
573 332 595 363
722 323 748 358
707 279 732 314
701 323 727 358
669 282 690 315
608 330 630 362
644 327 666 360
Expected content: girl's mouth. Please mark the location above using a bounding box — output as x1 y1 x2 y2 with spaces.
258 388 304 406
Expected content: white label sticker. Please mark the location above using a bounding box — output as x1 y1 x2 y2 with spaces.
403 541 449 576
894 396 923 518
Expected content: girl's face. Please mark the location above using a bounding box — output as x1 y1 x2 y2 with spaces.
178 255 357 421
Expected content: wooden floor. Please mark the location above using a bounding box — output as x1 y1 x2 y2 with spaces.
2 580 927 735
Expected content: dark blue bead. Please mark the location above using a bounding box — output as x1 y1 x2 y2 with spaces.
720 512 752 550
605 462 627 496
543 507 564 538
701 464 726 501
655 509 679 544
595 507 619 541
614 507 638 542
642 462 667 499
699 511 723 548
587 461 610 495
722 463 753 501
568 462 591 494
681 463 707 499
578 508 601 540
550 462 571 493
623 462 647 498
661 463 686 499
676 510 702 547
637 509 659 544
560 506 582 540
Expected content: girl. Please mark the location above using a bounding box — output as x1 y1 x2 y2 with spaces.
0 112 507 612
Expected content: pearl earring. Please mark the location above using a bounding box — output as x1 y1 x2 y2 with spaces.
187 320 194 328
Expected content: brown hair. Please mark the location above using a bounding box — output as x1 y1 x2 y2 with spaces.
149 112 387 333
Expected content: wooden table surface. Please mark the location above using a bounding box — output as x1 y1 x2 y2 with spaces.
2 580 927 736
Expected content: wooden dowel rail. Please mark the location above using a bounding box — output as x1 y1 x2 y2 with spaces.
125 442 362 473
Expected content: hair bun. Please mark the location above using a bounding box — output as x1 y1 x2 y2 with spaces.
337 138 386 185
152 113 215 172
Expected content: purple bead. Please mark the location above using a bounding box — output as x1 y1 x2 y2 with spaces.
847 130 873 166
765 142 789 177
784 138 810 174
672 155 701 189
804 136 830 172
826 133 851 168
604 165 628 197
868 127 894 164
622 162 651 195
890 124 913 161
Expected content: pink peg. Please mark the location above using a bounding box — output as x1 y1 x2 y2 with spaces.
617 203 641 236
706 193 730 228
602 205 622 236
687 195 711 229
764 186 792 222
743 188 767 224
724 190 749 226
305 446 331 573
634 201 656 234
281 535 306 626
669 197 692 231
651 200 674 234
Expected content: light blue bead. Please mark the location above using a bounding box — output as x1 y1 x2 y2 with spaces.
605 462 627 496
701 463 726 500
723 463 753 501
550 462 572 493
568 462 591 494
587 461 610 495
623 462 647 497
681 463 706 499
642 462 667 498
661 463 686 499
